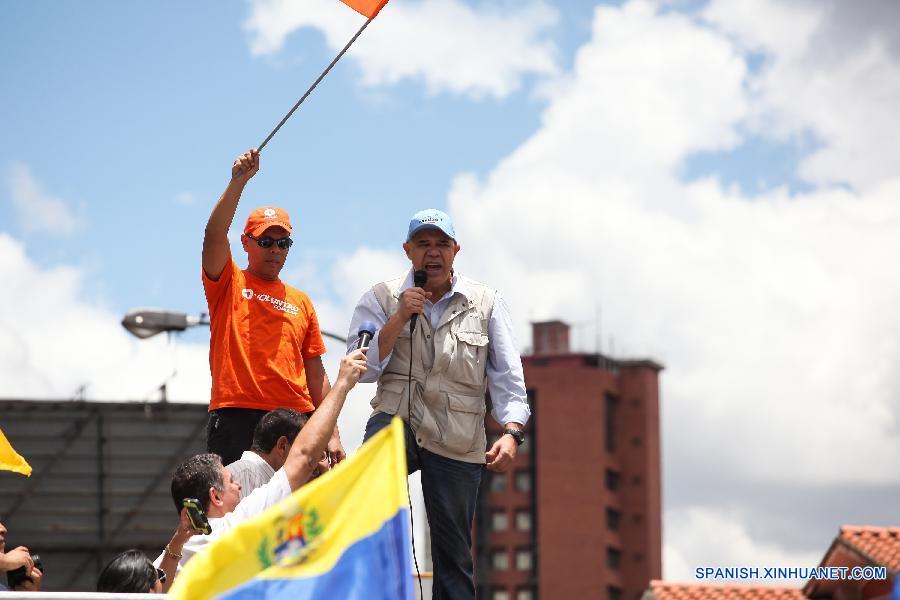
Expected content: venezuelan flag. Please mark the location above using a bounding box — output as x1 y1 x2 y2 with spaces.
0 428 32 477
169 418 413 600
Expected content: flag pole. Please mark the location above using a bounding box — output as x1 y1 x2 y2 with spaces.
234 15 375 176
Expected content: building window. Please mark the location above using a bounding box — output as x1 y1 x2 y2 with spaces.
515 471 532 492
491 549 509 570
492 510 509 531
490 473 506 493
604 393 619 452
608 585 622 600
607 547 622 569
516 510 532 531
516 548 533 571
605 469 621 491
606 508 621 531
517 589 535 600
492 590 510 600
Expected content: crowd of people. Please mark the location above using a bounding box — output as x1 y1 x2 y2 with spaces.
1 149 530 597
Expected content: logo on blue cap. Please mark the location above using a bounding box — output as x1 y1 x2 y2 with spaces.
407 209 456 241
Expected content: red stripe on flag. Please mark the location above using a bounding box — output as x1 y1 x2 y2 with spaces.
339 0 389 18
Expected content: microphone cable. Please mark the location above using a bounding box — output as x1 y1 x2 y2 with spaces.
358 318 421 595
408 325 424 600
406 269 427 599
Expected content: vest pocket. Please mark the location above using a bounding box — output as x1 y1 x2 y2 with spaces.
450 330 489 385
372 380 408 414
442 392 485 453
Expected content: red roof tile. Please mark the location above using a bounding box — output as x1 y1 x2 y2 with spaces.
647 580 805 600
838 525 900 572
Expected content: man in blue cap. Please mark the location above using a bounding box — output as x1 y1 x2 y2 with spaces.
347 209 530 599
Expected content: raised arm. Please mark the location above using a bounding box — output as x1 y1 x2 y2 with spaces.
202 149 260 281
305 356 345 464
283 349 367 490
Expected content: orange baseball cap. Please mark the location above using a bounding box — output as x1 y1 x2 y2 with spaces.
244 206 292 237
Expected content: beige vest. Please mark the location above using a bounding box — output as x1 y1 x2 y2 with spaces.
370 275 495 463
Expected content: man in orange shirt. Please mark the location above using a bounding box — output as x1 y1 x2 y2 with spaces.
201 148 344 466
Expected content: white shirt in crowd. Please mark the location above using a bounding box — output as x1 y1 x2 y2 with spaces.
227 450 275 500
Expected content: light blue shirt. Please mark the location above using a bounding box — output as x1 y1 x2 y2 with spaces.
347 269 530 427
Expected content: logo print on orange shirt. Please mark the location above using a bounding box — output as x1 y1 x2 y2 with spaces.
240 287 299 316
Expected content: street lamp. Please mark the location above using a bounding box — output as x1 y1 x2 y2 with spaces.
121 309 209 339
121 308 347 344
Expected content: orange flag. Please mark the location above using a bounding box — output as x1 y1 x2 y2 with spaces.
339 0 389 18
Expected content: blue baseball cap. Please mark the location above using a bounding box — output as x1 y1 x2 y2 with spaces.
406 209 456 241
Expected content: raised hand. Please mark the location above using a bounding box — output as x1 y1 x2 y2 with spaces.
231 148 260 183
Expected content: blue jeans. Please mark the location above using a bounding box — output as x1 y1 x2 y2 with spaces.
364 411 482 600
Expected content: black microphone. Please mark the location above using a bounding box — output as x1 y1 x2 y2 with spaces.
357 321 376 350
410 270 428 333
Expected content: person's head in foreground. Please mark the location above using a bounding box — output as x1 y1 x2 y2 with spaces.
97 549 163 594
250 408 304 469
170 453 242 517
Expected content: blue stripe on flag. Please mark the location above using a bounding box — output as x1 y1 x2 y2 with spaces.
219 509 413 600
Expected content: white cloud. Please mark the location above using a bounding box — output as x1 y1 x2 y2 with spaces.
5 162 83 234
308 0 900 578
0 233 209 402
244 0 560 99
704 0 900 190
447 0 900 486
664 507 824 581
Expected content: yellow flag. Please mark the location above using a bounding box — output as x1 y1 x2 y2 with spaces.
0 428 32 477
169 417 413 599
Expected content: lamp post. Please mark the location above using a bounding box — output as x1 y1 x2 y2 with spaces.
121 309 209 339
121 308 347 343
122 308 347 402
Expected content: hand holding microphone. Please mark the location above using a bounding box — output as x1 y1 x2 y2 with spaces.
337 322 376 388
338 349 368 387
407 270 428 333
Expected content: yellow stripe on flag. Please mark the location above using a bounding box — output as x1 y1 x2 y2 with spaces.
0 428 32 477
169 417 411 600
339 0 389 18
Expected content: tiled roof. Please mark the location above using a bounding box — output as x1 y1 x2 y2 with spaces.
838 525 900 572
646 580 806 600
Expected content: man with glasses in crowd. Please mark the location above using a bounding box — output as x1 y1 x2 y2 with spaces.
201 149 344 466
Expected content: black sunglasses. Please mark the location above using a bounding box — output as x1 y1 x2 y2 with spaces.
245 233 293 250
156 568 166 584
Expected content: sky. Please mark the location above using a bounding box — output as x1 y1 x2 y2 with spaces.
2 0 900 585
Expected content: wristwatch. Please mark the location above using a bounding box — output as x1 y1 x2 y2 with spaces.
503 428 525 446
